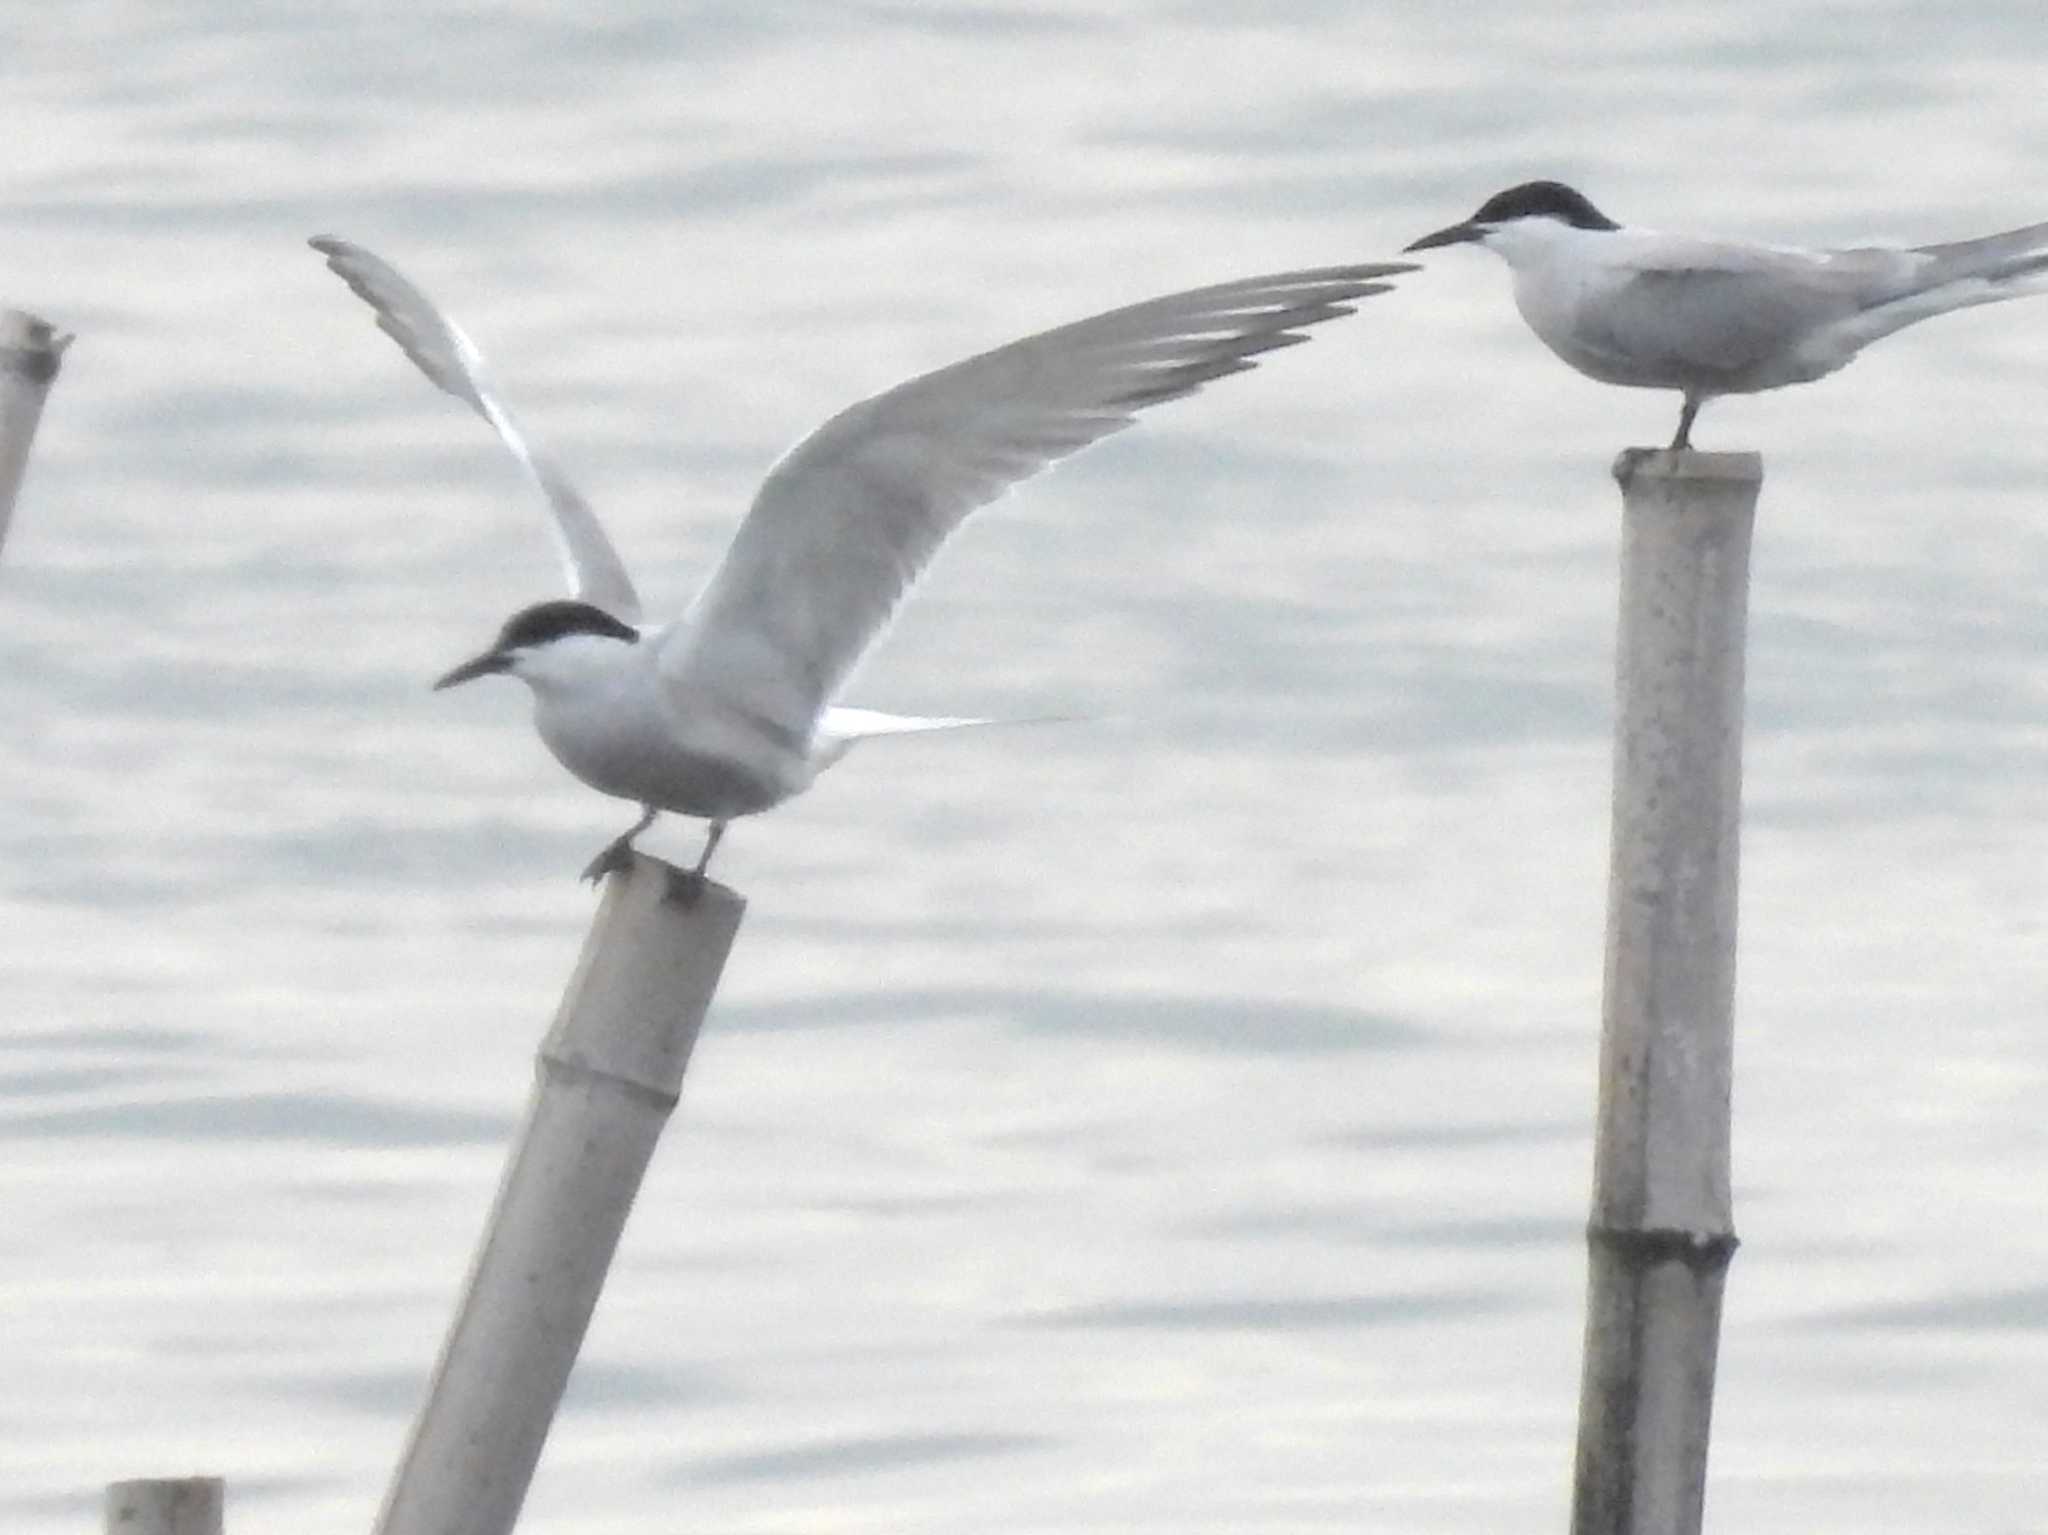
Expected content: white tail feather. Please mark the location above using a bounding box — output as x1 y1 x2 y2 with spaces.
809 707 1074 770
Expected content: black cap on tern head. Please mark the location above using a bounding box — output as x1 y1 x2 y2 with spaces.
433 599 639 690
1404 180 1620 251
490 599 640 651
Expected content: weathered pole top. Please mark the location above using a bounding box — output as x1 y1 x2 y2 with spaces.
1612 447 1764 487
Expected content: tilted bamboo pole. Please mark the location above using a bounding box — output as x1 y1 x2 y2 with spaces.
104 1476 224 1535
1570 448 1761 1535
0 309 71 560
375 855 744 1535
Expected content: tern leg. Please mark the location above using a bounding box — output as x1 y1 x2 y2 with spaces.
1670 398 1701 452
581 804 659 884
694 820 726 877
663 819 726 906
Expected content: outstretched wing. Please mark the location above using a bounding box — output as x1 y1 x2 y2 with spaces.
310 236 642 622
662 261 1412 736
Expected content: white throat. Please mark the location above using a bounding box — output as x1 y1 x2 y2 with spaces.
507 633 643 702
1480 217 1621 272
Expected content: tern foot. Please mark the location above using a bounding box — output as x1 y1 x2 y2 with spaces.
665 820 728 908
581 805 660 886
580 837 638 885
661 865 707 906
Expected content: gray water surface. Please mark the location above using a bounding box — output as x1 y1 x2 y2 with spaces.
2 5 2044 1531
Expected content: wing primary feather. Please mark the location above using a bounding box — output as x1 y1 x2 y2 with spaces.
661 260 1411 743
311 235 643 623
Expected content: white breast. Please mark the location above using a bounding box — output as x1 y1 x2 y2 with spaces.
523 641 813 820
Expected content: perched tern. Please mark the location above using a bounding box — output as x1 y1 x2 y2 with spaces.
313 237 1412 888
1405 180 2048 448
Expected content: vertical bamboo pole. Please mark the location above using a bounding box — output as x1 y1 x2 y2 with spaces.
0 309 71 560
1570 448 1761 1535
375 856 744 1535
104 1477 224 1535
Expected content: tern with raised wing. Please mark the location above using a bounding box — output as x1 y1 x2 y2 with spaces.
313 236 1412 888
1405 180 2048 448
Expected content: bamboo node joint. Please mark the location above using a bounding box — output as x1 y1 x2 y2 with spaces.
1587 1222 1739 1275
538 1050 683 1112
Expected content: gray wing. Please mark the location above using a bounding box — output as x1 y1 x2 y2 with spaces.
1582 239 1885 381
1584 225 2048 383
661 262 1412 734
310 236 642 622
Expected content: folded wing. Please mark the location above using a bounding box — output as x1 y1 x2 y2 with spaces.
1590 222 2048 384
663 261 1412 738
1578 239 1875 380
310 236 642 623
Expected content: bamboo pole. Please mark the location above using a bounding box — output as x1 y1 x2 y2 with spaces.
1570 448 1761 1535
104 1477 224 1535
0 309 72 560
375 855 744 1535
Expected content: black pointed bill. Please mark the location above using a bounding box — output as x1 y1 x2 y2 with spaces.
433 651 512 690
1404 219 1485 253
